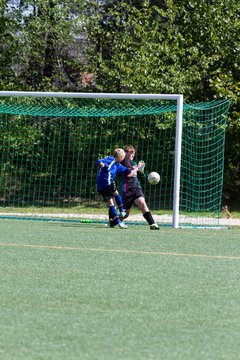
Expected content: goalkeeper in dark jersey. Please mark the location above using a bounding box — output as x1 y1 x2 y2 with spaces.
119 145 159 230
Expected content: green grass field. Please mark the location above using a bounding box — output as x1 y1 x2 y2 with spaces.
1 220 240 360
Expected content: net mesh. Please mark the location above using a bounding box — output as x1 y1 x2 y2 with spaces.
0 96 230 226
180 100 230 226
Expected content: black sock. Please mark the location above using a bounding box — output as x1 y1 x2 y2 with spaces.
143 211 154 225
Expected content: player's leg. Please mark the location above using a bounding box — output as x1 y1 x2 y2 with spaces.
134 196 160 230
113 189 126 218
120 208 131 220
100 183 128 229
107 198 123 227
119 189 135 221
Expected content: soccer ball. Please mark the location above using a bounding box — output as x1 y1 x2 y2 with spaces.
148 172 160 185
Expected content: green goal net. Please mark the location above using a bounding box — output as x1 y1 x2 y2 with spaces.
0 92 230 227
180 100 230 226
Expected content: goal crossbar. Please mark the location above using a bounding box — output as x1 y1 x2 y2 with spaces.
0 91 183 101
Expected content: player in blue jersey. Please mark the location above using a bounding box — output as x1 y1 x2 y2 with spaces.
119 145 159 230
97 148 140 229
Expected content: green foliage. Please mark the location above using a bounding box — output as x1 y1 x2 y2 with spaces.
0 0 239 202
1 0 85 91
84 0 240 199
85 0 239 100
0 0 20 89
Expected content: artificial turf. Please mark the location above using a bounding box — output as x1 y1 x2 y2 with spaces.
1 219 240 359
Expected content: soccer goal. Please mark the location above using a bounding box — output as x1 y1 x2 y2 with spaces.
0 91 231 228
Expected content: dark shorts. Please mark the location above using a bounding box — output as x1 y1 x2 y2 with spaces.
99 181 117 202
123 187 144 210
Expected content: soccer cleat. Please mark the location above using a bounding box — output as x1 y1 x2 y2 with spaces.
105 221 116 228
118 222 128 229
120 210 127 218
150 223 160 230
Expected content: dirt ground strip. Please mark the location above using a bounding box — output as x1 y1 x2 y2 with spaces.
0 212 239 227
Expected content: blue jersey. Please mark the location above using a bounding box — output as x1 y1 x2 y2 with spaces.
96 156 130 191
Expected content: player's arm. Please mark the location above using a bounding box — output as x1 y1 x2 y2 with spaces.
97 159 107 168
127 166 138 177
117 162 143 177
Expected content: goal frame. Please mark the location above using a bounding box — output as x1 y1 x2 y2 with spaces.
0 91 184 228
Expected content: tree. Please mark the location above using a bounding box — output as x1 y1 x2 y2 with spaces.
0 0 239 203
85 0 240 200
0 0 20 89
1 0 86 91
85 0 239 100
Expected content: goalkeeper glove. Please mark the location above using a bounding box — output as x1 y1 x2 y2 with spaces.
137 161 145 173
